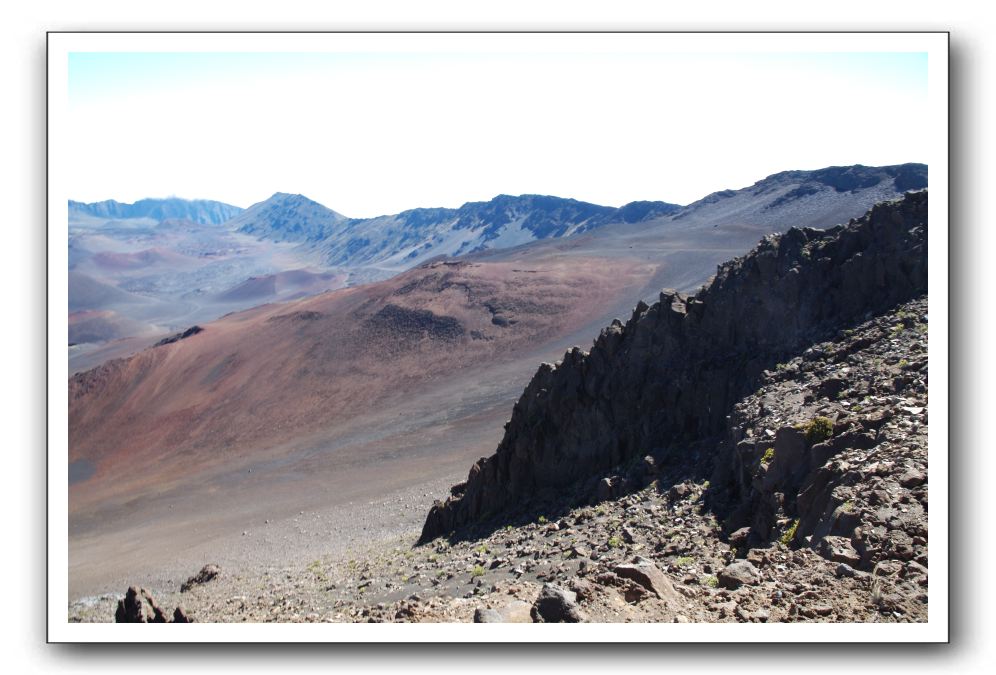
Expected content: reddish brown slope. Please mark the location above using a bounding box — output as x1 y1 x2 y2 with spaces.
69 257 654 512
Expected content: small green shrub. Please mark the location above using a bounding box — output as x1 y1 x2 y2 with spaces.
761 447 775 464
607 535 622 548
475 544 489 555
471 565 485 578
780 519 800 546
675 556 694 567
803 416 834 444
537 515 548 524
701 575 719 588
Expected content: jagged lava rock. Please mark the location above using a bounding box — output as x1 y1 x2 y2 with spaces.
420 191 927 542
115 586 168 623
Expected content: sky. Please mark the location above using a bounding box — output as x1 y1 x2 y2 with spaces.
66 47 929 218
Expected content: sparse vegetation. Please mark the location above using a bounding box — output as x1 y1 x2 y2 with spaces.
537 515 548 524
701 575 719 588
471 565 485 578
675 556 694 567
780 518 800 546
803 416 834 444
607 535 622 548
761 447 775 464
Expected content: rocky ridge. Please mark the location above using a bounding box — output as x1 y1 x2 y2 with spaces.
420 190 928 544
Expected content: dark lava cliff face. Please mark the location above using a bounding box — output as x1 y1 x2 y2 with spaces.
420 190 927 543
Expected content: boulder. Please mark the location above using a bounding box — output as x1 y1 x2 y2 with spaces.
717 561 762 590
473 608 503 623
613 559 680 602
531 584 585 623
728 527 752 550
816 536 862 565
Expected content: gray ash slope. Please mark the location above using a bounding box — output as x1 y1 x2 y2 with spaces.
668 163 926 231
420 189 928 545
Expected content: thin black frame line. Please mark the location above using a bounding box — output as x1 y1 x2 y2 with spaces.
46 29 950 646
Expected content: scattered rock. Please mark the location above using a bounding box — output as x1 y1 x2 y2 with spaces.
898 468 926 488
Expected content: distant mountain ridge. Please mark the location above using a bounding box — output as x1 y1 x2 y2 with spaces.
228 193 349 243
229 193 680 274
69 197 243 226
69 162 926 294
671 163 927 228
217 163 925 274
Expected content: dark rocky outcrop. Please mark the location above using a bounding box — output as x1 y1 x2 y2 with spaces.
153 325 204 347
180 564 221 593
419 191 927 544
114 586 169 623
114 586 195 623
364 304 464 343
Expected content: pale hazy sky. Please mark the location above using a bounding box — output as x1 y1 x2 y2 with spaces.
67 47 929 218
